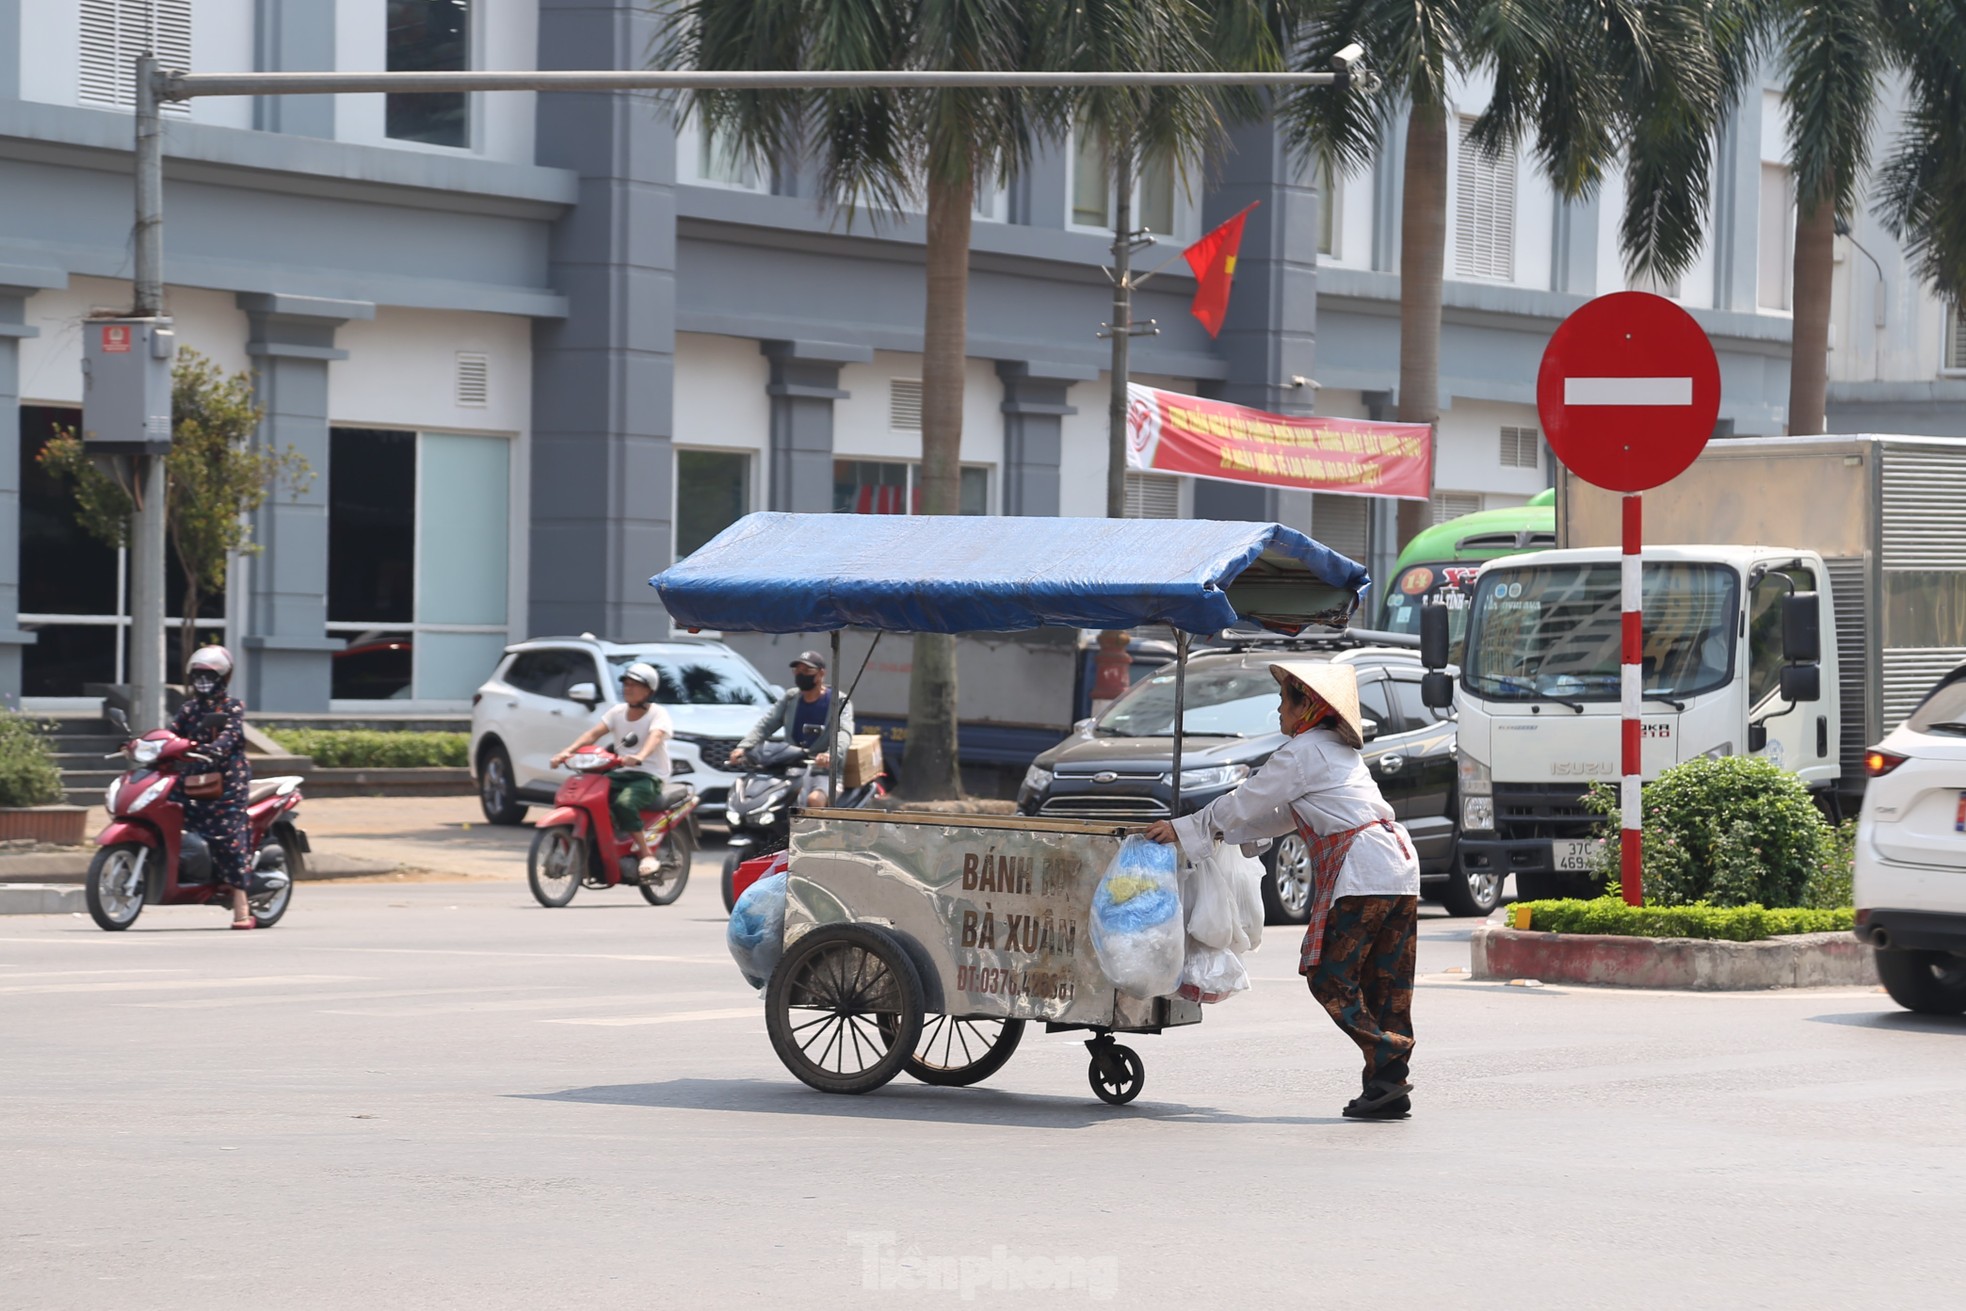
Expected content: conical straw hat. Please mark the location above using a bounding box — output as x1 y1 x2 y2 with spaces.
1269 660 1364 749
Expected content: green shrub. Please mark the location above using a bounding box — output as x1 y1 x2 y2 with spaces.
266 729 468 769
0 713 65 807
1582 756 1837 908
1516 896 1855 942
1805 819 1857 910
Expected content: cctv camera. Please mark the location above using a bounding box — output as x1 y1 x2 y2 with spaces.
1332 43 1365 71
1291 376 1322 390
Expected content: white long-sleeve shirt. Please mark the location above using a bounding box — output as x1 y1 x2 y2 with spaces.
1170 728 1421 900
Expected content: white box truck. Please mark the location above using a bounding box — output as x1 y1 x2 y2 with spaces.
1429 435 1966 900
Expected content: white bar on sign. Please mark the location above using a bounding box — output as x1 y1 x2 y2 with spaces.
1564 376 1694 406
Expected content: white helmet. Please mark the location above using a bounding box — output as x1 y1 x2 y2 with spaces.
186 645 234 692
620 661 660 692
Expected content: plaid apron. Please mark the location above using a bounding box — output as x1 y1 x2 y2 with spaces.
1296 815 1411 976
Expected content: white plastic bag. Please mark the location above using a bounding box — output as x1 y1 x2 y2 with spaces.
1178 938 1251 1004
1184 843 1266 954
1088 836 1185 999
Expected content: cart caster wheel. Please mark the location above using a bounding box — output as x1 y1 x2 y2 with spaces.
767 923 924 1095
1088 1043 1144 1106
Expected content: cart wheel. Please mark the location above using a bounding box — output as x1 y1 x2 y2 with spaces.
767 923 924 1095
889 1016 1026 1087
1088 1043 1145 1106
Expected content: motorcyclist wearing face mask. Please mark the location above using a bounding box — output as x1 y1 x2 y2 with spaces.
171 646 258 928
728 650 855 809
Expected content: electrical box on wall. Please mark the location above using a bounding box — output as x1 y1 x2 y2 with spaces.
81 317 175 455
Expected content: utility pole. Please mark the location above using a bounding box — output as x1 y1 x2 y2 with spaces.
129 53 169 732
1102 141 1158 518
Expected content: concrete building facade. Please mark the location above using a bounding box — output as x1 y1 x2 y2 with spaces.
8 1 1937 714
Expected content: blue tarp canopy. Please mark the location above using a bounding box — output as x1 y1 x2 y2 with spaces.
651 512 1370 636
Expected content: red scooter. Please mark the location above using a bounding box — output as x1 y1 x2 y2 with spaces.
85 708 310 932
526 747 699 907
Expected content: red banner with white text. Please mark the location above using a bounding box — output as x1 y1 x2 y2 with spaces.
1124 384 1432 501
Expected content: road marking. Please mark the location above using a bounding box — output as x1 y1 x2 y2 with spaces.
0 968 185 980
544 1006 760 1027
135 985 566 1010
0 974 357 996
305 947 731 965
1562 375 1694 406
321 990 740 1018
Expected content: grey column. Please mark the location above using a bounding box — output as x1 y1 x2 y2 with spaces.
0 270 60 703
1711 90 1763 314
253 0 335 137
531 0 677 637
1193 118 1320 521
762 340 868 513
997 360 1091 517
1551 196 1599 296
237 292 372 712
0 0 18 101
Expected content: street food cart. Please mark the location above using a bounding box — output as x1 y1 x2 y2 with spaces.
653 513 1368 1104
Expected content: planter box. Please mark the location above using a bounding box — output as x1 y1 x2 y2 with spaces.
1472 923 1878 991
302 767 474 798
0 806 89 846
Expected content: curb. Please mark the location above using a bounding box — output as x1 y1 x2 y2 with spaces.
1471 924 1878 991
0 851 396 885
0 884 87 916
303 767 474 797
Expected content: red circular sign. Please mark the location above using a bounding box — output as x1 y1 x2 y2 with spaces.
1536 291 1721 492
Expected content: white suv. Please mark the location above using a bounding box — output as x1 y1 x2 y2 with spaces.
470 635 781 825
1854 662 1966 1014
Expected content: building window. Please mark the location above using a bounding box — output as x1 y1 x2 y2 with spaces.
1454 116 1516 281
386 0 471 149
695 119 761 189
975 175 1010 223
675 450 751 559
1758 163 1793 312
1316 156 1338 257
889 380 923 432
1500 425 1541 470
1944 303 1966 374
79 0 191 112
328 427 510 703
1123 472 1180 519
1431 492 1483 523
834 460 989 516
1069 129 1185 238
1311 493 1369 562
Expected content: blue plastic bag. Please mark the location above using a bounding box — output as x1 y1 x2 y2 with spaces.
1088 837 1185 998
727 872 788 989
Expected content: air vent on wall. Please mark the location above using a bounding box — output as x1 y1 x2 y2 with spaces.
80 0 192 112
889 379 923 431
1500 425 1541 469
456 352 489 408
1431 493 1483 524
1124 472 1180 519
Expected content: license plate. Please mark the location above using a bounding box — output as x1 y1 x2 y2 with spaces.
1551 838 1602 872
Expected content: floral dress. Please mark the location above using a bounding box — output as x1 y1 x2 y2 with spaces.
170 693 254 890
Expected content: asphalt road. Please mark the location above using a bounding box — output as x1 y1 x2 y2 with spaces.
4 843 1964 1310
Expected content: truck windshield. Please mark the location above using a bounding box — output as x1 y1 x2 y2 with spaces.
1462 562 1740 703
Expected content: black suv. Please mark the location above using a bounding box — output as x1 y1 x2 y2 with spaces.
1018 642 1499 918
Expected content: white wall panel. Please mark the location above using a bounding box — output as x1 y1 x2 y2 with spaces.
328 306 531 435
17 277 251 406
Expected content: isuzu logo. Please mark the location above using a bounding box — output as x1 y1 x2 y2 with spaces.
1551 761 1614 776
1092 771 1120 784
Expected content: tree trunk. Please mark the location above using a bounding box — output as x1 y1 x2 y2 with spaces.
1789 184 1836 436
898 172 973 801
1394 102 1449 550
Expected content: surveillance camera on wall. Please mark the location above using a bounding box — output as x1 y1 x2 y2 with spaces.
1331 43 1365 71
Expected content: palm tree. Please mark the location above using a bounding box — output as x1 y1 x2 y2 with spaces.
655 0 1051 800
1876 0 1966 304
1284 0 1738 541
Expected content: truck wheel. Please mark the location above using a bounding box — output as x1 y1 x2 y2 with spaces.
1875 949 1966 1015
1437 865 1504 918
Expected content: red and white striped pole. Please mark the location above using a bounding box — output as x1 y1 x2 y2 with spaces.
1620 492 1643 906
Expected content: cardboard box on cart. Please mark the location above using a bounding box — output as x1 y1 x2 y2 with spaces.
843 734 884 787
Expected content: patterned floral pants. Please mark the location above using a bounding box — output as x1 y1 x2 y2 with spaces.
1307 895 1418 1085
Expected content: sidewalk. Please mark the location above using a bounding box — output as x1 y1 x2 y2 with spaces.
0 795 532 887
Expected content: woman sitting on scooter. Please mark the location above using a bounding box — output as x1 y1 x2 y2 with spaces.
551 662 672 878
172 646 257 929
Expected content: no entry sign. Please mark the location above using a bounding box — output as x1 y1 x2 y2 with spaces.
1536 291 1720 492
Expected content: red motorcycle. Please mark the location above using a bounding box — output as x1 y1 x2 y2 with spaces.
527 747 699 907
85 708 309 932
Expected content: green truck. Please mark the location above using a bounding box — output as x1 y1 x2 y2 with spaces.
1378 488 1556 650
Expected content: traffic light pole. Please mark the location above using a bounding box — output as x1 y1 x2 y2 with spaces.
129 54 168 731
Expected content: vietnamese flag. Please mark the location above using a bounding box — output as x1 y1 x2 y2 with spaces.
1183 201 1259 338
